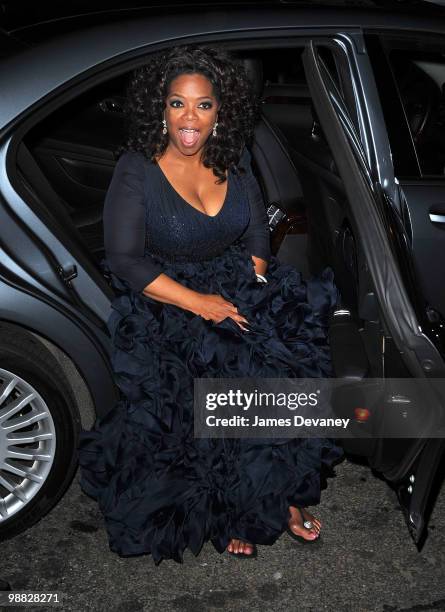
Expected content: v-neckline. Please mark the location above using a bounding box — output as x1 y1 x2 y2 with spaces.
154 161 230 219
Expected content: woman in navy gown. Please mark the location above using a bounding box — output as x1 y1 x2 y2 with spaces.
77 44 344 564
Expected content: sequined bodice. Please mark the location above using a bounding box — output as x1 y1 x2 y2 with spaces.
144 162 250 264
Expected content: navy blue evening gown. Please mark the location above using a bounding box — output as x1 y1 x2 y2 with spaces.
77 147 344 564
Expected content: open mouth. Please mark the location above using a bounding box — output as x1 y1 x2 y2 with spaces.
179 128 200 147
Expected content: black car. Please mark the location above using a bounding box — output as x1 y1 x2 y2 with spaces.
0 0 444 548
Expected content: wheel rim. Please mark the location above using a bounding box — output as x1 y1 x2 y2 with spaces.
0 367 56 523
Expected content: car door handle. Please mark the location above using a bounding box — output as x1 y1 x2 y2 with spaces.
429 211 445 224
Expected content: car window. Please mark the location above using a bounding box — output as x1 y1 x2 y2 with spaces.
390 48 445 177
367 33 445 179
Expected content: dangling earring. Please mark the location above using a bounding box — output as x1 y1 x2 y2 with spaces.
162 118 167 135
212 121 218 137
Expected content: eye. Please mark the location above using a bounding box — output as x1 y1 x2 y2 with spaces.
199 101 213 109
170 100 183 108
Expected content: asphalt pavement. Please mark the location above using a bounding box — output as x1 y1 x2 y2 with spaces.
2 456 445 612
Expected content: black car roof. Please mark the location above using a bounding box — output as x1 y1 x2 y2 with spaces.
1 0 445 42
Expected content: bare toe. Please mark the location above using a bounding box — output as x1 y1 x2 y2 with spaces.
288 506 321 540
227 538 254 555
289 521 318 539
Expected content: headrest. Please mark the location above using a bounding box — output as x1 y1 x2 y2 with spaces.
241 57 263 98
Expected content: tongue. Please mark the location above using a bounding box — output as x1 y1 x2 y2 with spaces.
180 130 199 146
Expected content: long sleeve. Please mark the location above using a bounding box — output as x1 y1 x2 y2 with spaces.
103 151 164 293
239 147 271 262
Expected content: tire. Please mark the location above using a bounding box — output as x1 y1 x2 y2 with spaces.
0 326 81 541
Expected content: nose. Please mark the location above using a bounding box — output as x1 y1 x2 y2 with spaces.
182 104 198 121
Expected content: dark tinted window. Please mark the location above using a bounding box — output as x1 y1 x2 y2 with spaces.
368 33 445 179
390 48 445 177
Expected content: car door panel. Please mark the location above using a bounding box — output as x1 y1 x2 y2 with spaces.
397 183 445 319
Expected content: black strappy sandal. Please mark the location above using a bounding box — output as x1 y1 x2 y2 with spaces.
226 541 258 558
286 507 321 544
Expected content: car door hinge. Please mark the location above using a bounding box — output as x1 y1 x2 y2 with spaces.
57 264 77 284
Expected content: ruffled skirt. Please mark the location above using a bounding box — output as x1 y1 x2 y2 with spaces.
77 243 344 564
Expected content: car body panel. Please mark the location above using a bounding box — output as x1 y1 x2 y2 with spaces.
398 182 445 319
1 1 444 39
0 281 118 419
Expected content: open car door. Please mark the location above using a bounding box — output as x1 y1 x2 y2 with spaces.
301 36 445 546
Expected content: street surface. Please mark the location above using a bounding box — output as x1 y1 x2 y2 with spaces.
2 455 445 612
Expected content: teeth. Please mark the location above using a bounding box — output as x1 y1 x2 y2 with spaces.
180 129 198 132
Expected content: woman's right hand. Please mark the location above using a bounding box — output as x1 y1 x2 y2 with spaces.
189 294 250 331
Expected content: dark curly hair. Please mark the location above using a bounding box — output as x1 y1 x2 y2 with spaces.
115 44 261 183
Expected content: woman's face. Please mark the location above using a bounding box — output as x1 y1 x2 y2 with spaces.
164 72 220 156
